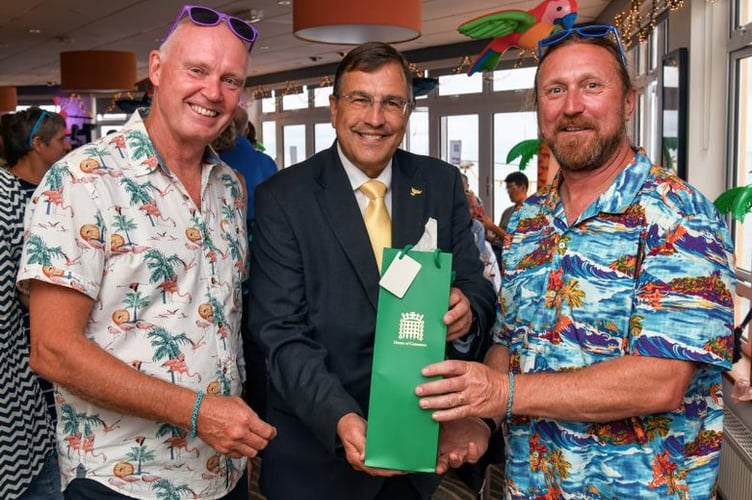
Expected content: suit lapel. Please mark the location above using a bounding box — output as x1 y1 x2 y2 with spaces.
314 145 380 309
392 151 427 248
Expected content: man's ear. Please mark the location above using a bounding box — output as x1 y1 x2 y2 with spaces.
329 95 338 128
148 50 162 88
624 88 637 122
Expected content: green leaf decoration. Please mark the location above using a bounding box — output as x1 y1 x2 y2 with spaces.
506 139 542 171
714 185 752 222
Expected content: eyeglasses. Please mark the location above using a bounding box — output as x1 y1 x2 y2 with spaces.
336 92 413 117
538 25 627 67
165 5 258 52
28 110 51 148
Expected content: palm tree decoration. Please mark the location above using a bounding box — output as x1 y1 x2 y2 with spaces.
126 436 156 475
25 234 67 266
151 478 194 500
506 138 541 171
147 327 192 384
714 186 752 222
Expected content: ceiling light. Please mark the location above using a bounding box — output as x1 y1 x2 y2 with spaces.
293 0 421 45
0 86 18 112
60 51 138 91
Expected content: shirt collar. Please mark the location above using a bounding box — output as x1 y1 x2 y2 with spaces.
337 142 392 191
546 148 649 219
129 108 223 178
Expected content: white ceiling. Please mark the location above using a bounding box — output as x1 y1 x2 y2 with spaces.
0 0 612 89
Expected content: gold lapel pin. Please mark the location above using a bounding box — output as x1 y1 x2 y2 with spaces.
410 187 423 197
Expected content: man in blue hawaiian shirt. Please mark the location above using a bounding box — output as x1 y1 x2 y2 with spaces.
416 25 736 499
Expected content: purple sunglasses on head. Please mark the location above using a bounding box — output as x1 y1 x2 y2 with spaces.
165 5 258 52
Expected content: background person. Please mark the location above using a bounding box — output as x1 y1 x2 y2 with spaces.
416 25 735 499
212 107 278 423
497 171 528 232
18 6 275 499
1 107 68 500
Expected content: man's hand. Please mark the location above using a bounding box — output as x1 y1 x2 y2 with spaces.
416 360 507 421
444 288 474 342
197 394 277 458
436 418 490 474
336 413 405 477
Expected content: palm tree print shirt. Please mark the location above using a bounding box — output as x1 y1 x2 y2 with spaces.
18 110 248 499
496 150 735 499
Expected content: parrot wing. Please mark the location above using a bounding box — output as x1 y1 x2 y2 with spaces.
458 10 538 40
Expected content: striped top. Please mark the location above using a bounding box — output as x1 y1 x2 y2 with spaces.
0 167 56 498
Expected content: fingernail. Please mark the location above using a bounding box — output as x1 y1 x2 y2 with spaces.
415 386 423 395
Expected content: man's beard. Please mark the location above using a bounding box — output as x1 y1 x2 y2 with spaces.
545 117 626 173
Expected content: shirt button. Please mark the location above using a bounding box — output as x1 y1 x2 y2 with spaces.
211 277 217 284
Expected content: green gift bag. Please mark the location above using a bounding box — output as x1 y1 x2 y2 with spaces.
364 246 453 472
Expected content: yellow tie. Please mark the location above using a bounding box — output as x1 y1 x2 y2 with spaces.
360 180 392 271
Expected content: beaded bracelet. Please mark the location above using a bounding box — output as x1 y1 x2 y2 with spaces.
506 372 515 422
191 390 206 438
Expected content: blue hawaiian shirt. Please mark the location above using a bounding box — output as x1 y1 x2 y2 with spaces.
495 150 735 499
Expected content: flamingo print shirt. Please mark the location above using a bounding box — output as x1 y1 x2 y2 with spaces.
495 150 735 499
18 110 248 499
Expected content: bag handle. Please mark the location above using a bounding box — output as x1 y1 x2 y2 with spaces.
397 245 443 269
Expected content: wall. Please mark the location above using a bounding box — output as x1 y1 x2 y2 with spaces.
683 0 730 199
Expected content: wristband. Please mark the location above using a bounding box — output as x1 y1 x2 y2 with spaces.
506 372 515 422
191 390 205 438
481 417 498 435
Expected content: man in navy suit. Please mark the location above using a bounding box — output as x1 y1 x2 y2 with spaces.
248 42 496 500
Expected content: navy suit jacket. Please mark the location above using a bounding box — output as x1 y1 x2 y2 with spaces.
248 144 496 500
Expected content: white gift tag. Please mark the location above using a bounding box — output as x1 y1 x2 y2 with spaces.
379 253 422 298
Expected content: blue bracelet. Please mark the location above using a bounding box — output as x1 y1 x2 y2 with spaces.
191 390 205 438
506 372 515 422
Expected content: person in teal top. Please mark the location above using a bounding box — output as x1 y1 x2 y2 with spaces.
416 25 735 498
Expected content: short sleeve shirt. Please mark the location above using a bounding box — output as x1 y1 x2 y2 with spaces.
496 150 735 499
18 110 248 499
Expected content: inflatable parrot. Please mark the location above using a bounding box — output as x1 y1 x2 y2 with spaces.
458 0 579 75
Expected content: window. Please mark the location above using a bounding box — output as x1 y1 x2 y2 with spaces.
728 1 752 340
314 86 332 108
405 107 429 155
315 123 336 153
438 73 483 96
492 112 538 219
262 121 277 164
492 67 535 91
737 0 752 26
262 94 276 113
441 114 479 194
730 51 752 275
283 124 306 168
630 18 665 164
282 85 308 111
